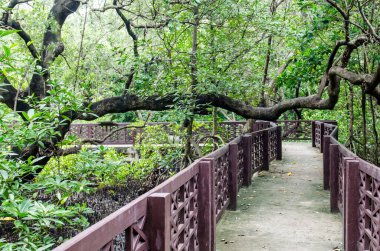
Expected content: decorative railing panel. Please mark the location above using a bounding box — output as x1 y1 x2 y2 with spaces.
358 160 380 250
237 139 245 189
124 215 148 251
68 122 171 145
170 174 199 250
276 120 313 140
337 151 345 213
315 122 322 148
219 122 245 142
268 128 278 161
251 131 264 172
204 145 230 223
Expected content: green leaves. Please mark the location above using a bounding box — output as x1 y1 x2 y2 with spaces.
3 45 11 57
0 29 20 38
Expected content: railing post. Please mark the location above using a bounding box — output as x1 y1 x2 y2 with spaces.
198 160 215 251
276 126 282 160
344 159 360 251
262 130 269 171
320 123 325 153
323 135 331 190
228 143 238 210
330 144 339 213
145 193 171 251
311 121 316 147
242 135 252 186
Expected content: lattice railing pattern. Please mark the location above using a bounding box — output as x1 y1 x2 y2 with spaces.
268 129 277 161
219 123 244 142
358 169 380 250
237 141 245 190
170 175 199 251
68 123 172 145
337 151 345 213
277 120 312 140
251 132 264 172
315 123 321 147
69 124 94 139
124 216 149 251
214 151 230 221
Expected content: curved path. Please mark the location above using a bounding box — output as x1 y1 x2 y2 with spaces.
216 142 342 251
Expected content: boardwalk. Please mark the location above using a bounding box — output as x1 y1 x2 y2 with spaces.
216 142 342 251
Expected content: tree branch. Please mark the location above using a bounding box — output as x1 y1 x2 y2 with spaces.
1 0 32 23
0 72 30 112
113 0 139 57
329 65 380 103
6 20 39 59
357 1 380 42
325 0 348 19
29 0 81 98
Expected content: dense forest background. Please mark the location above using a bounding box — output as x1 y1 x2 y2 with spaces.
0 0 379 249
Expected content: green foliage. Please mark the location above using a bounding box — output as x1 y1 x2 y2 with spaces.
0 152 92 250
135 124 184 173
40 146 131 185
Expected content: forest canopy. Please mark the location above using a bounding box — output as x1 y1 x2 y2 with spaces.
0 0 379 167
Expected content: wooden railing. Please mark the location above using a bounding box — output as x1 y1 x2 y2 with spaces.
275 120 313 140
67 120 308 145
54 122 282 251
68 122 172 145
313 121 380 251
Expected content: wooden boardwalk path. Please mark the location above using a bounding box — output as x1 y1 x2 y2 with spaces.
216 142 342 251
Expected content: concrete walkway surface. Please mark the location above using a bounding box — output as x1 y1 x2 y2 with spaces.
216 142 342 251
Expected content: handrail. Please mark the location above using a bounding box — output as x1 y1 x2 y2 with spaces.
312 120 380 251
54 122 282 251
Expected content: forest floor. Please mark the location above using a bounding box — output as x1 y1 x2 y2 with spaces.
216 142 343 251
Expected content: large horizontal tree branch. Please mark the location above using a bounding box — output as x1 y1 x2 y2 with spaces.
329 67 373 85
76 88 338 122
74 60 380 123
